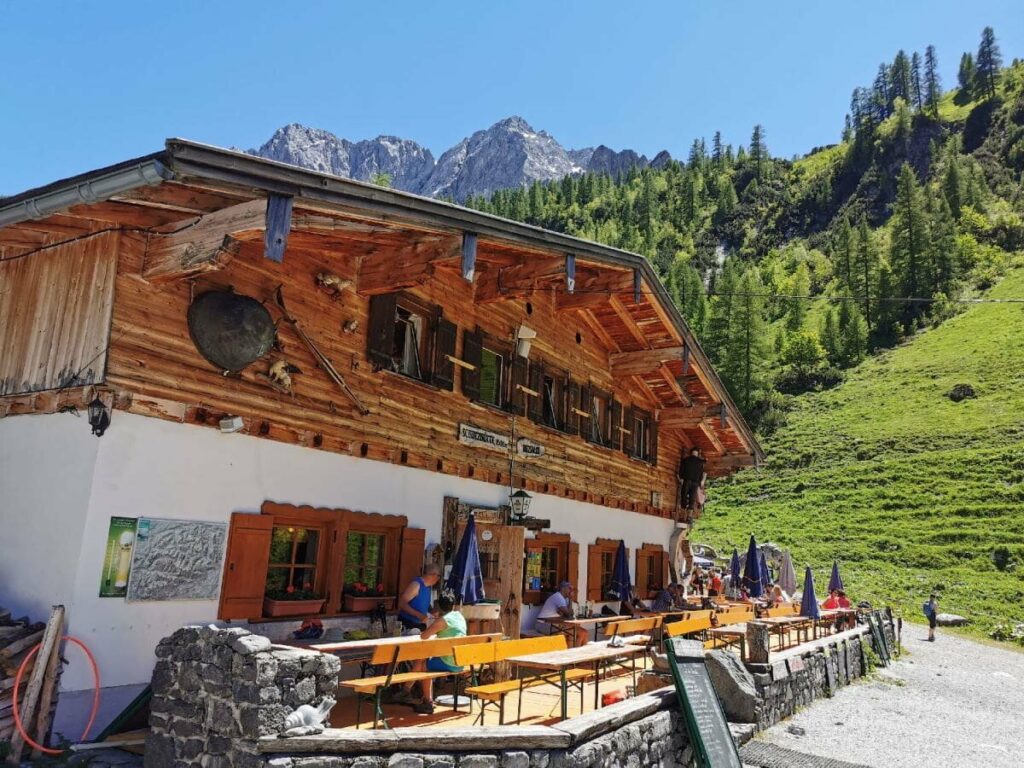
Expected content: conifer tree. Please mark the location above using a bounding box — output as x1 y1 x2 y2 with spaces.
975 26 1002 99
712 132 724 167
873 63 892 119
749 125 767 181
958 52 976 96
853 219 876 330
706 260 741 367
834 217 856 291
725 268 769 412
786 263 811 332
840 306 869 366
669 257 709 336
873 259 902 347
688 139 706 171
930 196 958 297
911 51 924 111
820 307 842 366
943 158 963 218
891 51 913 106
924 45 942 116
890 164 932 326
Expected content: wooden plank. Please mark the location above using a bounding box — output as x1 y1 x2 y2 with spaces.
657 406 709 430
608 295 648 349
142 198 265 281
263 193 294 263
356 236 460 296
609 346 685 378
656 364 692 406
474 256 564 303
6 606 63 764
698 421 725 455
30 609 64 758
461 232 477 282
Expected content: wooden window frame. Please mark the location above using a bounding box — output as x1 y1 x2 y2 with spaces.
523 531 578 606
539 366 566 431
635 543 668 600
586 537 625 602
219 502 415 621
480 334 513 410
368 291 447 386
265 519 329 598
630 408 654 464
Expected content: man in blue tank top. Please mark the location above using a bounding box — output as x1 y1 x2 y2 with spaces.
398 563 441 634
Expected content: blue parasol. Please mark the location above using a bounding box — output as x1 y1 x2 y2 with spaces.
759 548 772 590
828 561 844 594
729 548 742 591
742 535 763 598
446 514 485 604
608 539 633 603
799 566 821 619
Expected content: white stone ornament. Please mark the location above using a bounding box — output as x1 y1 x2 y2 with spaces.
279 696 336 737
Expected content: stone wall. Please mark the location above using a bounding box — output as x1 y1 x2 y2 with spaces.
146 625 341 768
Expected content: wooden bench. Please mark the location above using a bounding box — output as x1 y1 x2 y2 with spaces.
454 635 594 725
764 604 799 618
338 634 499 728
664 614 714 641
603 616 664 651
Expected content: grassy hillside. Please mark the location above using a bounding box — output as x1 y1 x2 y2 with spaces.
698 269 1024 640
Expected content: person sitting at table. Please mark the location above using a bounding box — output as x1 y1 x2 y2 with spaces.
400 594 466 715
837 590 852 609
652 583 678 612
537 581 589 646
769 583 791 606
689 567 705 596
821 589 841 610
398 563 442 635
619 594 648 616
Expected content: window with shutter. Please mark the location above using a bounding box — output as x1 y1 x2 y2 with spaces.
586 538 621 602
431 317 457 390
366 293 398 370
650 417 659 466
559 371 574 434
397 526 427 600
578 383 591 440
524 532 575 605
461 327 483 401
635 544 667 599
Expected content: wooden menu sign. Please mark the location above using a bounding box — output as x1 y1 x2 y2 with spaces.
666 638 743 768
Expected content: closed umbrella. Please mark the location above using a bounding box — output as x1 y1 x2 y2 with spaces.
446 514 485 604
799 566 821 619
729 548 742 594
608 539 633 603
742 535 763 598
828 561 844 594
759 549 772 590
779 551 797 597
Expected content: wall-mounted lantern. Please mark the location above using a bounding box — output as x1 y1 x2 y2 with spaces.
509 489 533 522
87 397 110 437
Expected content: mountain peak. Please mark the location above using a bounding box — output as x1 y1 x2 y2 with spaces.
250 118 653 201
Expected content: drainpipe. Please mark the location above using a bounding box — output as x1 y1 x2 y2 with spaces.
0 159 173 228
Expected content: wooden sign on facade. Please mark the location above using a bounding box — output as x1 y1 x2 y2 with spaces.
516 438 545 458
457 423 510 452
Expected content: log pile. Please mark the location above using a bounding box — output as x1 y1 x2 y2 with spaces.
0 605 64 762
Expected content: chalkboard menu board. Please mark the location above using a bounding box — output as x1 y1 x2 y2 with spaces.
666 638 742 768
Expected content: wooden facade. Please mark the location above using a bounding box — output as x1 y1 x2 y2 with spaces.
0 141 761 518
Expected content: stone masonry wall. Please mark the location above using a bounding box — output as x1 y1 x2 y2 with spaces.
146 625 341 768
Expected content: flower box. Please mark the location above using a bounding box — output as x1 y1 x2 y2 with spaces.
262 597 325 618
343 594 396 612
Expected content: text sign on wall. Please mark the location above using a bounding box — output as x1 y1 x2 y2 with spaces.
458 423 510 453
516 438 545 458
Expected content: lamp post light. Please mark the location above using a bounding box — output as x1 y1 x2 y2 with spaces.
87 397 110 437
509 489 532 522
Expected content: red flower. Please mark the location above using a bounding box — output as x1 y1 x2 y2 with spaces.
303 581 312 590
376 583 384 593
286 584 296 594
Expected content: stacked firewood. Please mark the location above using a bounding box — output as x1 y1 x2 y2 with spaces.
0 605 64 762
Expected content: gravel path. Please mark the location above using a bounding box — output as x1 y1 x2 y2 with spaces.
756 622 1024 767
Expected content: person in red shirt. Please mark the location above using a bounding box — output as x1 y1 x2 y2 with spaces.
821 589 840 610
708 570 723 597
836 590 852 608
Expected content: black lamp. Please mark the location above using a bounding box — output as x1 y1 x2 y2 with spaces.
509 489 532 522
87 397 110 437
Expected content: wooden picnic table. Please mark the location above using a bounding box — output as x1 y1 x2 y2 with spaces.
815 608 857 638
505 640 645 720
543 615 630 645
757 615 813 648
707 625 747 660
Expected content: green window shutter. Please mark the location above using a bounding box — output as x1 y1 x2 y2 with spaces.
431 317 457 391
461 327 483 400
366 293 397 370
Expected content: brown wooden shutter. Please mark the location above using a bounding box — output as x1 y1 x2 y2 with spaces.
218 512 274 620
636 552 650 599
564 377 579 435
367 293 397 370
528 360 544 423
567 541 580 594
609 399 622 450
662 552 670 590
510 355 528 416
579 383 592 440
622 405 635 456
461 327 483 400
397 526 426 599
431 317 457 390
586 545 603 601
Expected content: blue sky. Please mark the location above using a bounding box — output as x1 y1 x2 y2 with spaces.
1 0 1020 193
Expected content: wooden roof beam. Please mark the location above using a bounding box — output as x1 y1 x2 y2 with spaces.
577 308 620 354
657 405 709 430
555 269 632 312
473 256 565 303
609 345 685 378
698 420 726 455
657 364 692 406
706 453 756 476
608 295 648 349
356 235 461 296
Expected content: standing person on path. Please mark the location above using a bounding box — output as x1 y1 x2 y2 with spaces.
924 593 939 641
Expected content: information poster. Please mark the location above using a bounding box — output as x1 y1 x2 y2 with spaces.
526 550 543 591
100 516 138 597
